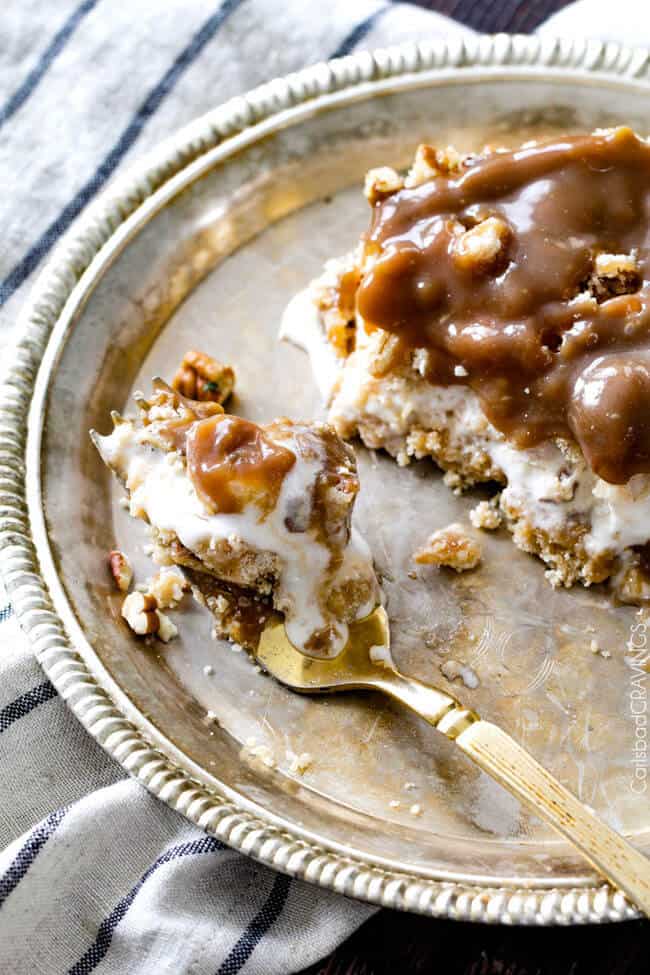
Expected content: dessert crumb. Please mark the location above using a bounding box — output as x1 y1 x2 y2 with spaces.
440 658 480 689
409 803 422 817
369 644 392 668
147 566 188 609
590 638 612 659
389 799 401 809
545 568 564 589
286 750 313 775
469 500 501 531
413 523 482 572
245 738 276 768
203 664 215 677
403 781 417 791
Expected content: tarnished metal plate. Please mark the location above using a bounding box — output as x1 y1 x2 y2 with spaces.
8 39 650 922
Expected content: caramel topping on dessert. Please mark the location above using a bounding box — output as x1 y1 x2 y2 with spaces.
356 127 650 483
149 379 224 452
186 413 296 515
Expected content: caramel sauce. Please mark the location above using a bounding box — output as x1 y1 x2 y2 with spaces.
148 381 224 452
186 414 296 515
357 127 650 483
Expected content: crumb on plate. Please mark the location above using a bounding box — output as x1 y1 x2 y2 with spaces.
413 523 482 572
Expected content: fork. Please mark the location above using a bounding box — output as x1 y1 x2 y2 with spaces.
256 605 650 917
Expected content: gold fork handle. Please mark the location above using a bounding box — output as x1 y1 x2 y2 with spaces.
378 671 650 917
458 720 650 916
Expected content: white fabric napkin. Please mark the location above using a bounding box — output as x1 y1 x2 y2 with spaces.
0 2 644 971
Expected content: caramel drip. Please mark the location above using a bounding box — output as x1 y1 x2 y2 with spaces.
186 413 296 515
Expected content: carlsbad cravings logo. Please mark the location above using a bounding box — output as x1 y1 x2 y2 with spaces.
628 618 649 794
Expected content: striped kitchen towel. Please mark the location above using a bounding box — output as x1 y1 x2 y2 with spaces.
0 1 641 972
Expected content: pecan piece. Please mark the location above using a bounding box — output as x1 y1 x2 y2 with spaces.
451 217 511 274
108 549 133 592
364 167 404 205
120 592 178 642
172 349 235 405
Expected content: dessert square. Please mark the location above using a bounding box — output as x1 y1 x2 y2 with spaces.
282 127 650 603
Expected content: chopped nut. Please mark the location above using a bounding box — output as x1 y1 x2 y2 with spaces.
108 549 133 592
156 612 178 643
589 251 640 301
121 591 177 642
364 166 404 205
451 217 510 273
405 144 462 187
595 251 638 277
122 591 160 635
172 349 235 405
367 331 406 378
413 523 482 572
469 500 501 531
147 566 188 609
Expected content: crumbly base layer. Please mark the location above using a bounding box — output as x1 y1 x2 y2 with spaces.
185 568 275 651
150 533 275 650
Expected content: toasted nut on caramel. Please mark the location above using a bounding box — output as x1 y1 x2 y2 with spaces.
364 167 404 205
109 550 133 592
172 349 235 405
590 251 641 301
405 144 462 187
452 217 510 273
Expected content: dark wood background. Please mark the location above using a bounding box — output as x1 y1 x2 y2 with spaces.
302 2 650 972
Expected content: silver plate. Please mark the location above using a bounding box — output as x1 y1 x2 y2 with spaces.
3 35 650 925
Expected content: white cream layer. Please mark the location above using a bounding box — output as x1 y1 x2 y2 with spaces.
99 422 377 657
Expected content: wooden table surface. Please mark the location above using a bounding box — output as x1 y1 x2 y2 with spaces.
303 911 649 974
304 2 649 972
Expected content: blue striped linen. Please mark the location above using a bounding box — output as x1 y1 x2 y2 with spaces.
0 1 634 971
